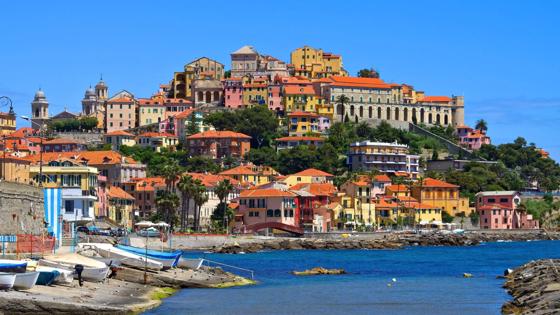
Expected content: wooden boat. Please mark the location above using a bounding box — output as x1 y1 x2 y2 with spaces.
116 244 181 268
0 272 16 290
36 270 59 286
79 243 163 270
39 255 109 283
0 259 27 273
178 258 204 270
13 271 40 290
35 266 73 284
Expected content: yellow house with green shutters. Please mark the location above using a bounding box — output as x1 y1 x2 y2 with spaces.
287 111 320 136
283 85 320 113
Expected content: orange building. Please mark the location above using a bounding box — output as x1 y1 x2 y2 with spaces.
186 130 251 159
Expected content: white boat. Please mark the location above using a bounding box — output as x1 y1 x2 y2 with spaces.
79 243 163 271
178 258 204 270
40 253 110 282
13 271 40 290
35 266 74 284
0 272 16 290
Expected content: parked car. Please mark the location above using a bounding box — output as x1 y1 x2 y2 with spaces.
111 228 127 237
76 226 91 234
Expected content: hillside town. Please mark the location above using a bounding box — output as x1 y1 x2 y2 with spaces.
0 44 555 250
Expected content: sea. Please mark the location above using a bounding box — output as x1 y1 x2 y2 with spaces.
144 240 560 315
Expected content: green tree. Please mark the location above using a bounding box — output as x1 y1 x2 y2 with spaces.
192 181 209 232
161 159 182 192
475 119 488 132
336 94 350 122
177 174 194 230
155 191 180 228
214 179 234 231
357 68 380 78
186 112 199 136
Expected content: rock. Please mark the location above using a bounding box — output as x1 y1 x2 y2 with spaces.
463 273 473 278
543 282 560 293
292 267 346 276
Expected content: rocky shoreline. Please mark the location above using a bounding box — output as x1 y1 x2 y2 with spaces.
212 231 559 254
502 259 560 314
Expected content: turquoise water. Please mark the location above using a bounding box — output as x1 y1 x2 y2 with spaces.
145 241 560 315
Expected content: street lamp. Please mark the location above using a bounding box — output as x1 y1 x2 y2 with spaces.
21 115 45 187
0 96 14 181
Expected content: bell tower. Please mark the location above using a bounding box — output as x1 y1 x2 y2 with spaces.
31 89 49 130
95 75 109 101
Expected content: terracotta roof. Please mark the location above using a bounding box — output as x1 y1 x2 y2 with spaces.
187 130 251 140
219 165 258 176
386 184 409 193
240 188 295 198
421 178 459 188
291 168 334 177
418 96 451 103
25 151 140 165
107 97 134 103
108 186 135 200
106 130 134 136
284 85 316 95
243 84 267 88
127 177 166 191
275 136 325 142
290 183 337 196
327 76 394 89
138 132 177 138
187 173 240 188
287 111 319 118
175 109 195 119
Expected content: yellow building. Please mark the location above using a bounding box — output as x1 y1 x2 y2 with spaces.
283 85 320 113
29 159 98 191
0 155 30 184
137 99 166 126
411 178 472 216
137 132 179 152
170 57 225 99
0 109 16 136
316 102 334 120
290 46 348 79
107 186 135 230
242 83 268 107
281 168 334 188
219 163 279 186
288 111 320 136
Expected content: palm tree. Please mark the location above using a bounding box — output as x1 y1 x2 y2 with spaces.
365 169 380 227
475 119 488 132
162 160 182 192
177 174 194 231
215 179 234 232
191 180 208 232
156 191 180 228
336 94 350 122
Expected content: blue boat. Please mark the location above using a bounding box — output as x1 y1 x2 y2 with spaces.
116 244 182 268
36 270 60 286
0 259 27 273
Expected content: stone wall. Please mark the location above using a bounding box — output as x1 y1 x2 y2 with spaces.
53 131 104 146
0 181 45 236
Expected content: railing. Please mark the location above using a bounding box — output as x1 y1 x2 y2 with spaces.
202 258 255 279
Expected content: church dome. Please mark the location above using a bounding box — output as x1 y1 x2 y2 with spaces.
34 89 45 99
95 79 106 89
85 87 96 97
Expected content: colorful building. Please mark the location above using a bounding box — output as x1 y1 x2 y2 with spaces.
219 163 279 186
0 154 30 184
242 82 268 107
136 132 178 152
42 138 86 152
122 177 166 219
169 57 225 99
137 98 167 126
107 186 135 230
105 92 137 132
267 82 283 113
174 109 212 141
291 182 337 232
283 85 320 113
275 136 325 151
476 191 539 229
224 78 244 109
411 178 471 216
186 130 251 159
282 168 334 188
456 125 491 150
104 130 136 151
347 141 420 178
0 105 16 136
290 46 348 79
287 111 320 136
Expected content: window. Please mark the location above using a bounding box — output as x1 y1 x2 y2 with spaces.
500 198 508 203
488 198 496 203
267 209 274 217
274 209 281 217
65 200 75 214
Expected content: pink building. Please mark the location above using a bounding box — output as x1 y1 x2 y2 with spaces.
457 125 491 150
106 96 137 132
476 191 539 229
96 175 108 218
42 138 86 152
224 78 244 109
234 189 300 234
268 83 283 114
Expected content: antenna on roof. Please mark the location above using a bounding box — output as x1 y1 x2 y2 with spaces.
100 73 103 81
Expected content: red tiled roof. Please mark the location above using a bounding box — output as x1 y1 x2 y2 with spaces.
287 111 319 118
327 76 394 89
175 109 195 119
186 130 251 140
386 184 409 192
106 130 134 136
25 151 139 165
290 183 337 196
284 85 316 95
187 173 240 188
275 136 325 142
240 188 295 198
108 186 135 200
219 165 258 176
291 168 334 177
107 97 134 103
422 178 459 188
418 96 451 103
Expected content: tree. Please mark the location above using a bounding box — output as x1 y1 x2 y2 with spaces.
475 119 488 132
177 175 194 230
192 181 208 232
155 191 180 228
224 70 231 78
161 159 182 192
336 94 350 122
186 112 199 136
357 68 380 78
214 179 234 231
245 147 278 167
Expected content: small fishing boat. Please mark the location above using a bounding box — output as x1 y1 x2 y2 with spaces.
178 258 204 270
35 266 73 284
0 272 16 290
35 270 59 286
0 259 27 273
39 255 109 283
116 244 182 268
13 271 40 290
79 243 163 270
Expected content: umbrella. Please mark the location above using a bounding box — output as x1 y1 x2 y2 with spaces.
135 221 155 227
155 221 170 227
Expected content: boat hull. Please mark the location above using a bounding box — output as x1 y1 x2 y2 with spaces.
13 271 40 290
116 245 181 268
0 260 27 274
36 270 59 286
79 243 163 270
35 266 73 284
178 258 204 270
38 259 109 282
0 272 16 290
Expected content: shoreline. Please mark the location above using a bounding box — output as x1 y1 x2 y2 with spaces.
502 259 560 314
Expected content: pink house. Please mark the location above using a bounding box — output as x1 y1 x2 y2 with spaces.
224 78 244 109
234 188 300 234
457 125 491 150
96 175 108 218
476 191 539 229
268 82 284 114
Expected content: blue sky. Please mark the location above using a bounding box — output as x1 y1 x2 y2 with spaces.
1 1 559 158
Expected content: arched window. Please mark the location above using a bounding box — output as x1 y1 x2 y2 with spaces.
213 91 219 101
420 108 425 123
351 96 354 102
198 91 203 101
359 106 363 117
206 91 211 102
360 97 363 103
350 105 355 116
274 209 281 217
403 108 408 121
369 97 372 103
368 107 373 118
436 114 441 125
377 98 381 104
267 209 274 217
386 107 391 120
444 114 449 125
377 107 382 119
395 108 400 120
428 113 433 124
412 108 417 122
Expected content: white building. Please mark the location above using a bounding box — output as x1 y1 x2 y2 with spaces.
347 141 420 178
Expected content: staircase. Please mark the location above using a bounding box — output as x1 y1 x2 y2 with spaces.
409 123 480 160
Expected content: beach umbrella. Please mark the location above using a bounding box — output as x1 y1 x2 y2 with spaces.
135 221 155 227
155 222 170 227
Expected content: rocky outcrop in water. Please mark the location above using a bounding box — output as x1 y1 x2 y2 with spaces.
292 267 346 276
502 259 560 314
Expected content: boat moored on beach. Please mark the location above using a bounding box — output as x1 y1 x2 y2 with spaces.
79 243 163 271
178 258 204 270
0 272 16 290
40 253 110 282
35 266 74 284
116 244 182 268
0 260 27 273
35 270 60 286
13 271 40 290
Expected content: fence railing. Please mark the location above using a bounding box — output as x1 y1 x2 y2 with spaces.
16 234 56 257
